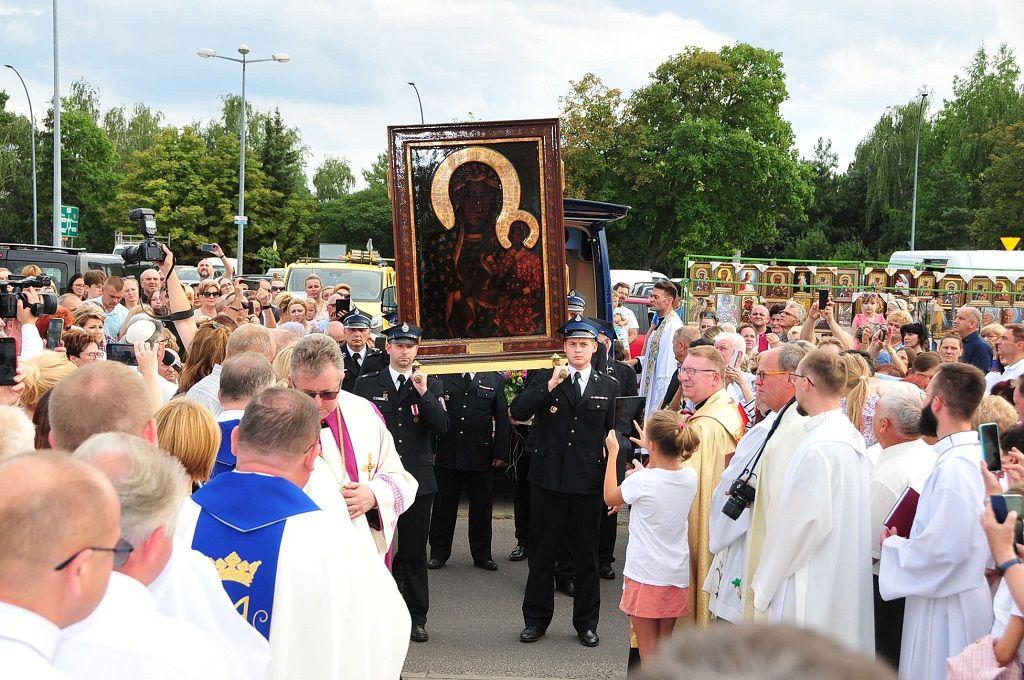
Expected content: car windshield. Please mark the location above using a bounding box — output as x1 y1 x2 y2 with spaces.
287 267 383 301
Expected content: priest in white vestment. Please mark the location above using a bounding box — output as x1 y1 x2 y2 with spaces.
750 349 874 655
74 433 272 680
177 388 410 680
879 363 993 680
637 280 685 422
290 334 418 555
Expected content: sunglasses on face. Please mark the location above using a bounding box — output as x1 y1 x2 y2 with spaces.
300 389 340 401
200 292 219 298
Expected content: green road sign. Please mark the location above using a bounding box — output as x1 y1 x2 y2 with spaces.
60 205 79 238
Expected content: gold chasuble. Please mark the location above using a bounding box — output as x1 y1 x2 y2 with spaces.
681 388 745 626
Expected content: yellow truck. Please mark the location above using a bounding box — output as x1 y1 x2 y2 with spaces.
283 249 397 327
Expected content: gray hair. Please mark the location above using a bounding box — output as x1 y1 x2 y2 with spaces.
226 324 274 361
674 326 699 344
290 333 344 375
57 293 81 307
776 343 809 373
269 327 302 352
715 332 745 354
958 306 982 329
876 383 925 436
75 433 189 547
219 352 276 404
0 406 35 460
236 388 320 458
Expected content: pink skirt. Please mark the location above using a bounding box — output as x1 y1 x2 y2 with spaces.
619 576 690 619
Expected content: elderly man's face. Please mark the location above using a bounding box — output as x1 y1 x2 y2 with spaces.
954 308 977 336
749 306 769 328
778 308 801 331
291 366 343 420
140 270 161 293
680 354 721 403
344 327 370 351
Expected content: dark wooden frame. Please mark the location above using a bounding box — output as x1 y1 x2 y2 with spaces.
388 119 567 368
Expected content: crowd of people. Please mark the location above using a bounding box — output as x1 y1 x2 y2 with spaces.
5 247 1024 679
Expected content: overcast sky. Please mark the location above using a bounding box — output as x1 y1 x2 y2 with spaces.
2 0 1022 187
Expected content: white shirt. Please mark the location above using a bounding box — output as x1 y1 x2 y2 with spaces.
567 365 592 392
149 539 271 680
18 323 44 359
217 408 245 424
620 466 698 588
55 572 227 679
388 366 412 391
0 601 71 679
185 364 223 416
992 579 1024 660
346 345 366 363
987 356 1024 393
870 438 938 573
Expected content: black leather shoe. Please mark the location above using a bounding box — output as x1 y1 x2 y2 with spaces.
577 629 600 647
509 544 527 561
411 624 429 643
519 625 544 643
474 559 498 571
599 564 615 580
426 557 446 570
555 580 575 597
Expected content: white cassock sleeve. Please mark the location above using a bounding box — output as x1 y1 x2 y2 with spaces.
269 509 410 680
362 410 418 549
751 445 833 612
708 417 772 554
879 486 986 600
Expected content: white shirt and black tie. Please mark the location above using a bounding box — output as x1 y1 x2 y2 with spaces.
389 367 412 392
348 347 365 368
568 366 591 401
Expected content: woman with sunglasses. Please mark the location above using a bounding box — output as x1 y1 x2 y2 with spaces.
196 281 221 319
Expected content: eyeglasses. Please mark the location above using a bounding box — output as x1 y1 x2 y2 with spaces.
755 369 789 381
54 537 133 571
679 367 719 377
789 372 815 387
299 388 340 401
81 351 104 360
228 306 245 314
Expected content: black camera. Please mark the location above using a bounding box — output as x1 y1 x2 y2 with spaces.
0 276 58 319
120 208 165 265
722 476 757 520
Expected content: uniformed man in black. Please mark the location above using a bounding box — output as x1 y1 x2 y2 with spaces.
427 371 510 571
337 308 387 392
512 316 619 648
353 322 448 643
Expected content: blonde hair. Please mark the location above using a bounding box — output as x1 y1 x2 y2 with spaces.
177 321 231 393
644 410 700 461
972 394 1019 432
840 352 871 429
273 345 296 385
20 264 43 277
19 351 77 412
72 303 105 328
154 400 221 483
982 323 1006 340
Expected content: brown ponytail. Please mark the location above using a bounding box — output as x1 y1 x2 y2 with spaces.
645 409 700 462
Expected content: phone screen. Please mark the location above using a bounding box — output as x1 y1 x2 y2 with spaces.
818 289 828 310
46 318 65 350
980 422 1002 472
336 297 351 314
106 342 137 366
1005 494 1024 519
200 243 216 254
730 349 741 367
0 337 16 386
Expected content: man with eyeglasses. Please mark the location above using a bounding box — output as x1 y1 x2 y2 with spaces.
750 349 873 656
672 345 745 626
354 322 448 644
0 453 119 678
57 436 235 679
178 388 412 679
705 343 808 624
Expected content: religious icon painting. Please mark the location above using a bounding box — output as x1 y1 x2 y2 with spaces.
715 294 739 325
864 269 888 292
967 277 993 304
813 270 834 296
915 272 937 299
713 265 737 293
763 267 792 301
834 269 859 302
835 302 854 328
738 267 759 296
939 276 965 308
739 294 757 323
793 268 812 295
999 307 1023 325
994 278 1013 306
690 264 714 295
1013 278 1024 306
891 270 914 297
388 119 567 368
980 306 1001 327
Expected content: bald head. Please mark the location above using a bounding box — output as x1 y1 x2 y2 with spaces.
0 452 119 624
326 320 345 343
226 323 275 362
48 362 154 450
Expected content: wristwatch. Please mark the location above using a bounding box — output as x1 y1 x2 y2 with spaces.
997 557 1022 575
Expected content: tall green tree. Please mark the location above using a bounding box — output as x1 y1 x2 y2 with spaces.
313 152 394 256
0 91 36 244
973 121 1024 245
312 156 356 202
257 107 307 198
103 102 166 167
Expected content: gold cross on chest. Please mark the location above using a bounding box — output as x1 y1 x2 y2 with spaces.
362 454 374 474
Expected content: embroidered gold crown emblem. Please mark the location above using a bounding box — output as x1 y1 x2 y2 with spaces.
214 551 261 587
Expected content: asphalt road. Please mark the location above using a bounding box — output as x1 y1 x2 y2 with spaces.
402 491 630 680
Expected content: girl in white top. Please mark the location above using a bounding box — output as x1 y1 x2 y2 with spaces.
603 410 699 664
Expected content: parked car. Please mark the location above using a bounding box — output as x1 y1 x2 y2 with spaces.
0 243 125 292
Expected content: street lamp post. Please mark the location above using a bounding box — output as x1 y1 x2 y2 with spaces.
5 64 38 244
910 91 928 251
52 0 61 247
198 45 290 275
407 82 424 124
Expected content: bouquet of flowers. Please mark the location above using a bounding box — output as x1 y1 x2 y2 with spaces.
501 370 527 404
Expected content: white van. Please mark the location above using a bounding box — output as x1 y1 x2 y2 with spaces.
888 250 1024 281
610 269 668 292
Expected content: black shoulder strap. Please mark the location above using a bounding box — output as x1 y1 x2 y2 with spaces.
738 398 795 481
